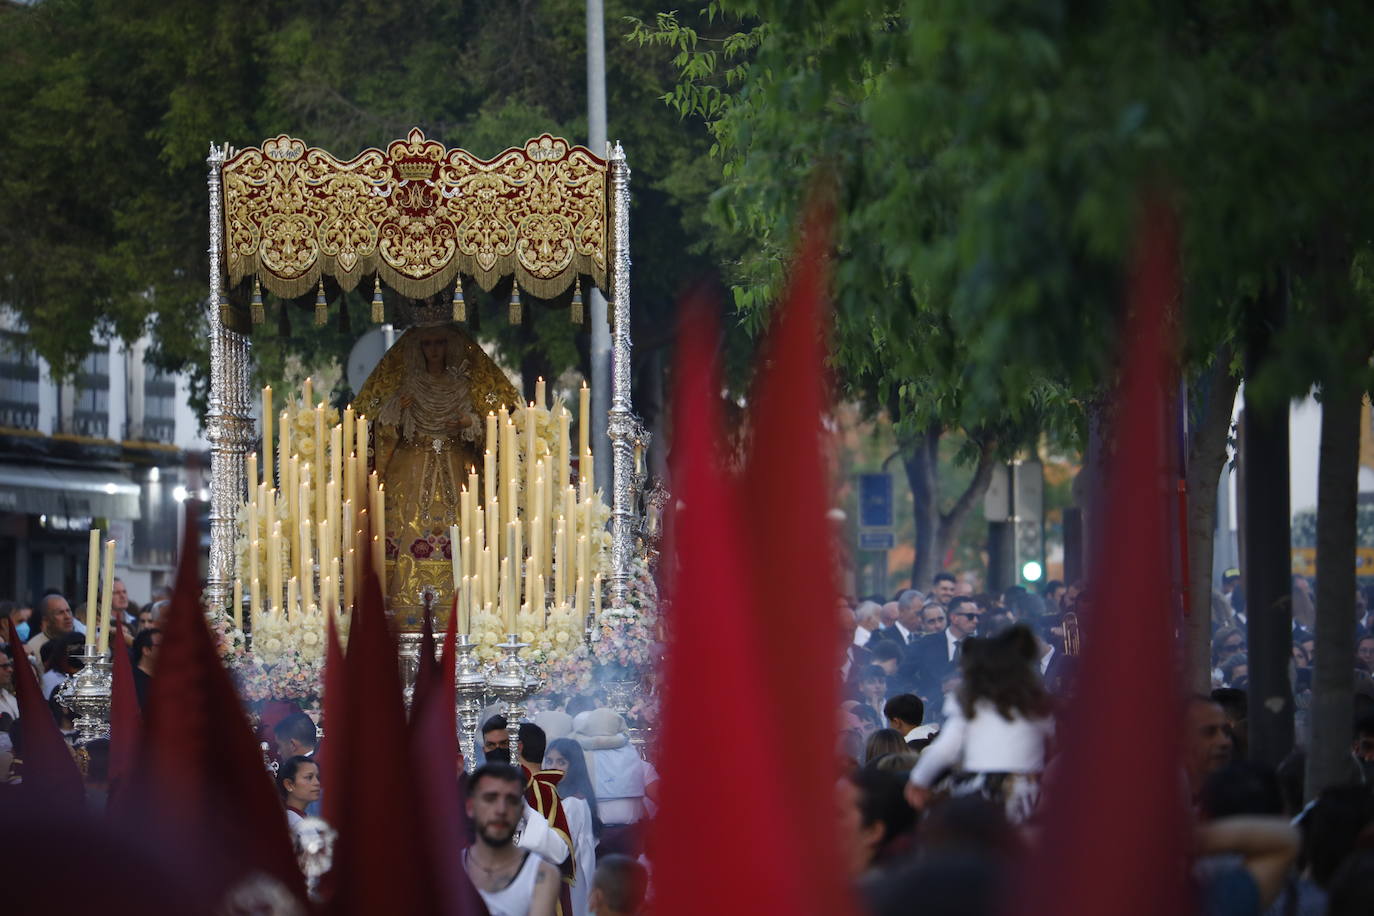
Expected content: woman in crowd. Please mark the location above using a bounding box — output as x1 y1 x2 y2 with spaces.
277 755 321 831
905 625 1054 824
863 728 908 766
546 737 600 916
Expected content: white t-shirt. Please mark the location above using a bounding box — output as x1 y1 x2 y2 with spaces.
468 849 546 916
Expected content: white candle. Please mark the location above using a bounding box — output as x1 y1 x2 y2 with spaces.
579 382 590 455
459 574 471 635
262 386 273 487
269 522 283 614
318 520 330 607
535 376 546 410
314 404 326 523
555 517 567 607
525 404 537 521
84 529 100 648
577 535 589 616
250 537 262 620
97 539 115 654
500 556 513 633
558 407 571 497
279 408 291 491
344 549 355 612
463 535 473 585
450 524 462 591
299 522 313 612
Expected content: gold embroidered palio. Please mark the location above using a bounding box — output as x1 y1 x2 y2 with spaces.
221 130 607 304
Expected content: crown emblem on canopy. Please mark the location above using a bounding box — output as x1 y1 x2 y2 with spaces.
389 128 443 182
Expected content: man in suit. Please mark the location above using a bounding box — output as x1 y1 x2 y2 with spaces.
898 595 982 703
871 590 923 649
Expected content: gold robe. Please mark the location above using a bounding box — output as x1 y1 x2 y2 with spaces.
354 325 519 626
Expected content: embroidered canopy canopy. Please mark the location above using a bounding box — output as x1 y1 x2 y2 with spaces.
220 130 608 307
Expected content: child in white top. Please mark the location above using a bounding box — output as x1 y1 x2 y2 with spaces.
907 625 1054 823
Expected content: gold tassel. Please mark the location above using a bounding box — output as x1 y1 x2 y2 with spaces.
452 281 465 322
571 281 584 324
509 284 522 324
371 280 384 323
250 277 265 324
314 280 327 326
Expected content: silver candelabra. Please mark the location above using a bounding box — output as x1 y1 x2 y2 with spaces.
61 648 113 746
487 634 531 761
453 634 486 773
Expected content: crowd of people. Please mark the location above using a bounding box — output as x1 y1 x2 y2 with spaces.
0 581 165 781
11 565 1374 914
263 699 653 916
830 570 1374 916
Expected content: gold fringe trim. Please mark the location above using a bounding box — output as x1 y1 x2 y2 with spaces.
231 254 605 304
314 281 327 326
371 281 384 323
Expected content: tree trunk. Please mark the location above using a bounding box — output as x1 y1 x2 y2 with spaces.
903 425 941 591
1304 388 1362 797
1072 397 1111 579
936 438 998 567
1243 284 1295 769
1184 349 1241 693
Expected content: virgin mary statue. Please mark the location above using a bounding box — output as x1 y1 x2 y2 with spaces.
354 323 519 625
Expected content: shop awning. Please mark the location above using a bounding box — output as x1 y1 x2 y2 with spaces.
0 464 141 520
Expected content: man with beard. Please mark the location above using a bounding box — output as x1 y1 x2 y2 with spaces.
464 763 561 916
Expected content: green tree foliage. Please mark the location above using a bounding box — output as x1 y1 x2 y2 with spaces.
638 0 1374 768
0 0 719 415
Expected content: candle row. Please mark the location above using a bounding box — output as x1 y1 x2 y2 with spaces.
235 382 376 634
445 381 602 637
235 376 607 646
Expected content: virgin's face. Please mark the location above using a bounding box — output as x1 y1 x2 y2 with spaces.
420 335 446 368
545 749 570 772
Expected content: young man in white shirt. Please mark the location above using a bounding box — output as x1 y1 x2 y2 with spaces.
464 763 560 916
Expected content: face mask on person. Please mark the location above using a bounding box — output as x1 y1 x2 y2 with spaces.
15 622 29 642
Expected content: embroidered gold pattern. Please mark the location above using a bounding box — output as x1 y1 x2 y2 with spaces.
222 130 608 304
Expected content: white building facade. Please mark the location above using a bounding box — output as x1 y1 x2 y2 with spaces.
0 311 208 610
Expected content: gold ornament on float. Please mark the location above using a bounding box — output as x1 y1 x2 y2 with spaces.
221 130 608 311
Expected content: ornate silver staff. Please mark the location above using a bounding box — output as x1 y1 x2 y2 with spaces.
398 586 438 708
453 633 486 773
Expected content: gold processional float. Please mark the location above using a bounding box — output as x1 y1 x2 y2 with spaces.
192 130 664 765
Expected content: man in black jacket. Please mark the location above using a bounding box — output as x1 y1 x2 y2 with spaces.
898 596 982 703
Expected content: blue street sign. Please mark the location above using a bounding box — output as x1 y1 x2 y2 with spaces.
858 473 894 529
857 472 895 551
